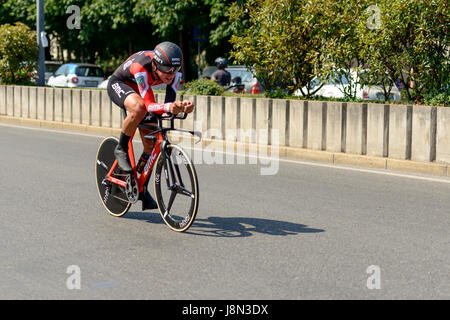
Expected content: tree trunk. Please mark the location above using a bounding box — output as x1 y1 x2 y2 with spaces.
179 29 193 82
128 38 133 56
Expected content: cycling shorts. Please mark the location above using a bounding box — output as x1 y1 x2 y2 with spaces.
107 75 157 124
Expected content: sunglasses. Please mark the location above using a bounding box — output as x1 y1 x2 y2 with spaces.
156 64 181 74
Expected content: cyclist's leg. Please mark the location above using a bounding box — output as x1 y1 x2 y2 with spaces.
122 93 147 136
137 118 158 210
107 76 144 135
107 77 145 172
138 127 156 154
136 113 158 171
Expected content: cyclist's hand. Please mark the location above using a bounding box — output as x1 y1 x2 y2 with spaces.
182 100 194 113
169 101 183 114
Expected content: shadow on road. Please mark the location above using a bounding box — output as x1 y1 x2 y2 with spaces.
123 212 324 238
186 216 324 237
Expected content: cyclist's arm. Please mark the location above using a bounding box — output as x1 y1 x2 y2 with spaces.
164 72 182 103
130 62 171 114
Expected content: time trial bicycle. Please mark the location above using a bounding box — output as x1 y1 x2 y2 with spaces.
95 112 201 232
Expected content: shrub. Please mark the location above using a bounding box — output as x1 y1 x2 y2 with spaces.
0 22 38 85
265 89 288 99
424 92 450 107
184 79 224 96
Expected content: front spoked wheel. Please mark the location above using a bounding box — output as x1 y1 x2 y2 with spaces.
154 144 199 232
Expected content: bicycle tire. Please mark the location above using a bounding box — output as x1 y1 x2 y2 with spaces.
154 144 199 232
95 136 131 217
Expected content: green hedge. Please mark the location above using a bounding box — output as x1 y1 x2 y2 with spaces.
183 79 225 96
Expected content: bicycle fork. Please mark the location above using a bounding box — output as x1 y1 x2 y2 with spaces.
160 141 179 216
161 141 174 189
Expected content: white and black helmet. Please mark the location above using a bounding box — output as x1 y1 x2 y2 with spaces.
215 57 228 69
153 41 183 74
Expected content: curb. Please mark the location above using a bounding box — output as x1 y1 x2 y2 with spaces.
1 115 449 177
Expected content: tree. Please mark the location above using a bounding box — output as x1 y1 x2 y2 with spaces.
357 0 450 102
76 0 156 71
229 0 449 102
3 0 239 79
3 0 156 70
0 22 38 84
229 0 326 96
3 0 88 62
135 0 240 81
314 0 371 99
2 0 36 28
0 2 13 25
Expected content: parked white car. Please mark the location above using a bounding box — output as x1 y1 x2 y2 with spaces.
361 85 402 101
294 70 402 101
47 63 105 88
44 61 62 85
97 75 111 89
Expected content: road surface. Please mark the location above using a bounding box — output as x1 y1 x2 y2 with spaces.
0 123 448 300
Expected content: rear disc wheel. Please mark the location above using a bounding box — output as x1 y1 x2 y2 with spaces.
95 136 131 217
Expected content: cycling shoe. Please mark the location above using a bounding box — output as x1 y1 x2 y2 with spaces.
114 145 133 173
139 190 158 210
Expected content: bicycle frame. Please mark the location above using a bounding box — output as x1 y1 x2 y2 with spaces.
103 113 201 194
104 130 162 193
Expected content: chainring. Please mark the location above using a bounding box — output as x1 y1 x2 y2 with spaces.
125 175 139 204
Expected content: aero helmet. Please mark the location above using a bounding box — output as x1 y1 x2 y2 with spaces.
153 41 183 74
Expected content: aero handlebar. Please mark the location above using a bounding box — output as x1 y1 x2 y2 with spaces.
157 112 188 120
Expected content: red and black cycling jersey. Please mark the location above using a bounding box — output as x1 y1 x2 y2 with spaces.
111 50 182 114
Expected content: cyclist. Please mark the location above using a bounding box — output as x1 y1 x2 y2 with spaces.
107 41 194 210
211 57 231 86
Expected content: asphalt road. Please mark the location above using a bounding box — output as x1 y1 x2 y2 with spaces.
0 123 449 300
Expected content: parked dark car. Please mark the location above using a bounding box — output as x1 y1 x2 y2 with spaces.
201 65 264 94
225 65 263 94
